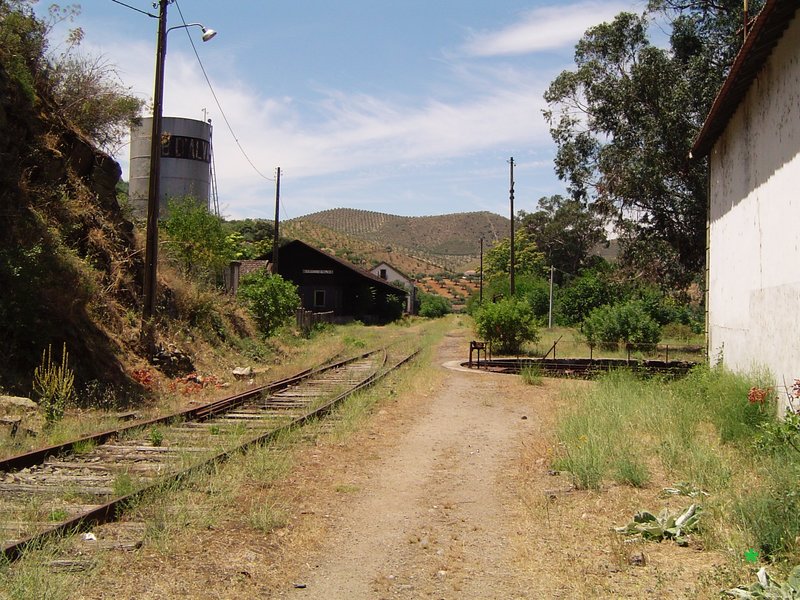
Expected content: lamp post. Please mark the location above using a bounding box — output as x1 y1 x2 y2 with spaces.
141 0 216 344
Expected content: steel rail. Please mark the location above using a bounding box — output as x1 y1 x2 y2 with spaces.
0 350 365 473
1 346 419 563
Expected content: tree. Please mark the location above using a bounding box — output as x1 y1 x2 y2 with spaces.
520 195 606 281
0 2 142 152
543 4 753 287
163 196 232 282
238 272 299 337
483 230 545 282
474 298 539 355
557 262 619 325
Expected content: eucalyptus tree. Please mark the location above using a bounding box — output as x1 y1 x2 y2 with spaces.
543 1 757 287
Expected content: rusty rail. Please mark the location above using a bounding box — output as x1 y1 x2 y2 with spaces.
1 346 419 563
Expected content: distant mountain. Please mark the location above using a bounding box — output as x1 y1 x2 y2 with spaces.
285 208 509 273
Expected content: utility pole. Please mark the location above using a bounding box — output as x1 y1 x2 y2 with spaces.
479 237 484 305
272 167 281 274
141 0 168 342
548 265 555 328
509 157 516 297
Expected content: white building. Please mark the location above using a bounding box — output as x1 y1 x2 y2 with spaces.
370 262 416 314
691 0 800 398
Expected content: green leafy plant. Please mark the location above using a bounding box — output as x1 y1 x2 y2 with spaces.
418 292 451 318
163 196 233 281
583 300 661 348
726 566 800 599
238 271 300 337
614 504 701 546
474 297 539 355
148 426 164 447
755 380 800 455
32 343 75 424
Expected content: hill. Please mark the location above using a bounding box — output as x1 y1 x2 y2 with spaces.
286 208 509 272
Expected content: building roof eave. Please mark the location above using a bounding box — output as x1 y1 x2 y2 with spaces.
691 0 798 160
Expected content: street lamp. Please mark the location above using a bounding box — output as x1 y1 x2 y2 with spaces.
141 0 216 344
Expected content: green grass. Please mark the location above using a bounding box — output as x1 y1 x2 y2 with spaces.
551 365 800 566
519 363 544 385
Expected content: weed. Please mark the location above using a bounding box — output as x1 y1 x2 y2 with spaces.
520 363 544 386
249 500 289 532
734 464 800 561
32 343 75 425
615 504 702 546
112 472 138 497
334 483 360 494
613 455 651 488
148 427 164 447
71 439 96 455
48 508 68 521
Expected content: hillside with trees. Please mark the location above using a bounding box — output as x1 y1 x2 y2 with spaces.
287 208 509 270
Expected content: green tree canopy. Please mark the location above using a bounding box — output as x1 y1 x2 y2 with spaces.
543 3 755 287
163 197 232 282
484 230 545 282
520 195 606 281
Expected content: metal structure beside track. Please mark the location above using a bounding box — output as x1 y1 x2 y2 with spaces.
0 346 419 562
465 357 698 378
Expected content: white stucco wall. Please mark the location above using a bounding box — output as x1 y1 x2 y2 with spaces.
370 263 414 313
708 13 800 397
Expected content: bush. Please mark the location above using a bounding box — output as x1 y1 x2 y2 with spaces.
557 266 617 325
418 292 451 318
583 300 661 347
474 298 539 355
238 272 300 337
163 197 232 283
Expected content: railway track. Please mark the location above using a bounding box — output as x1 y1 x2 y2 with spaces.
1 345 419 562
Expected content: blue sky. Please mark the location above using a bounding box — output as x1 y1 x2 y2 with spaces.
60 0 648 220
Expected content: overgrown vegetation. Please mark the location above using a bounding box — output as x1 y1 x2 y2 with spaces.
552 367 800 578
237 271 300 337
418 291 451 318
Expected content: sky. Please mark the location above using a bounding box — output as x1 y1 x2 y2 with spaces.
52 0 650 220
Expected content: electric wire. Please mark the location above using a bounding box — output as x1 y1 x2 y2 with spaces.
173 0 276 183
109 0 157 18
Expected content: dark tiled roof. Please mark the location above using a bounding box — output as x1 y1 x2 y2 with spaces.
691 0 799 159
279 240 406 295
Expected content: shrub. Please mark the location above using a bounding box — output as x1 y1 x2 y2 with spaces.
557 266 617 325
583 300 661 348
474 298 539 355
238 271 300 337
418 292 451 318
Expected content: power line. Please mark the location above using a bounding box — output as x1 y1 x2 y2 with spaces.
109 0 157 19
173 0 275 182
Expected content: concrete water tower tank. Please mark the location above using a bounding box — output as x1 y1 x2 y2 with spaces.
129 116 212 218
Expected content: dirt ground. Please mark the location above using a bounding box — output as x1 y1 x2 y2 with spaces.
279 330 535 599
71 322 728 599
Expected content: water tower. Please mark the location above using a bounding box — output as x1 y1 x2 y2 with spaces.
129 116 212 218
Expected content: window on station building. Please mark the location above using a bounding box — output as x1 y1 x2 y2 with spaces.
314 290 326 307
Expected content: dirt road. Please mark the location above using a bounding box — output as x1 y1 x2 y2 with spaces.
284 328 537 599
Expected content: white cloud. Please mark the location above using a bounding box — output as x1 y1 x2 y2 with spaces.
461 1 637 57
